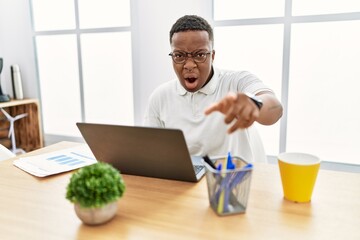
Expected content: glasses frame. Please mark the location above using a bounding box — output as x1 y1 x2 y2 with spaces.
169 50 212 64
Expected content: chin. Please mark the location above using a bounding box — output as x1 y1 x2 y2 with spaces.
186 88 198 93
185 85 200 92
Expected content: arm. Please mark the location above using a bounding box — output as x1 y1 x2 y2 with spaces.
143 93 164 128
256 91 283 125
204 91 283 134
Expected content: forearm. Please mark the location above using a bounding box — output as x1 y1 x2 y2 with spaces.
256 92 283 125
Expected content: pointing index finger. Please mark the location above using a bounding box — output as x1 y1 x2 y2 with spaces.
204 103 219 115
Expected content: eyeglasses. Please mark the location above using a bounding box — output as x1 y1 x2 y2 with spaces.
169 50 211 64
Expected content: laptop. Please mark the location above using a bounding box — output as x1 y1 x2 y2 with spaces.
76 122 205 182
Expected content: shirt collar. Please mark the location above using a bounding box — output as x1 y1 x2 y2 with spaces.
176 67 219 96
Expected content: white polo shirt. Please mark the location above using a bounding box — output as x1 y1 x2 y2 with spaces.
144 67 273 162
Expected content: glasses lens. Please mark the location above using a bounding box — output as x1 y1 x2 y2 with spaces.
193 52 208 63
172 52 186 63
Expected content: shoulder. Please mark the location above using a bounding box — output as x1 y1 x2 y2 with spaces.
148 79 177 102
214 67 270 93
215 67 259 87
217 68 258 82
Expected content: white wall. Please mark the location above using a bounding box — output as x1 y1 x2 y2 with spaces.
0 0 212 126
0 0 38 99
131 0 212 124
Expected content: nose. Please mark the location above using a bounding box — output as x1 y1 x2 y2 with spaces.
183 57 197 71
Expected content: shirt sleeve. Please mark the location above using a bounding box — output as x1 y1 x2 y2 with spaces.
143 89 164 128
234 71 274 95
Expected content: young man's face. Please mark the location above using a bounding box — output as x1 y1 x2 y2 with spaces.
170 30 215 92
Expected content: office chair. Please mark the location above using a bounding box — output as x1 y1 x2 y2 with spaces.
0 108 28 155
0 143 15 161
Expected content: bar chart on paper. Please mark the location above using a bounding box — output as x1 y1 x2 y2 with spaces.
47 152 93 167
13 144 97 177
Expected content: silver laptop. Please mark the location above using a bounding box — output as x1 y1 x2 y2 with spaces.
76 122 205 182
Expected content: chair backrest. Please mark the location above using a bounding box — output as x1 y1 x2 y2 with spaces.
0 144 15 161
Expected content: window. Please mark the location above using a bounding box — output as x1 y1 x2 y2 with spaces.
213 0 360 164
81 32 133 125
214 0 285 20
32 0 75 31
78 0 130 28
36 35 81 136
214 24 283 156
292 0 360 16
31 0 133 139
288 21 360 164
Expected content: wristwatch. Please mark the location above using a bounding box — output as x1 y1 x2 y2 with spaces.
244 92 263 110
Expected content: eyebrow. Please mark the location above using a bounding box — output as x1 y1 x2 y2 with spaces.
172 49 209 53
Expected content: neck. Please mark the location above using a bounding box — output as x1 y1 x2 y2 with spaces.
201 66 214 89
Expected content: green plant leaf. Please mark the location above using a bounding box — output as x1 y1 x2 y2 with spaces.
66 162 126 208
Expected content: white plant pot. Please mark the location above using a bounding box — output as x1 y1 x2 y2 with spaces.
74 201 118 225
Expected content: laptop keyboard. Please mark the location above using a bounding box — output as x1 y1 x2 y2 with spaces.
193 165 204 174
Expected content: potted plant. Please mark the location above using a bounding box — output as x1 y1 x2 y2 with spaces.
66 162 126 225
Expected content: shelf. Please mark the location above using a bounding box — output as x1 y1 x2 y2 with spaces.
0 99 43 152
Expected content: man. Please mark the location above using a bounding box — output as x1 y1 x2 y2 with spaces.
144 15 283 162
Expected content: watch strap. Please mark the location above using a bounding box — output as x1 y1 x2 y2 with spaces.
244 92 263 110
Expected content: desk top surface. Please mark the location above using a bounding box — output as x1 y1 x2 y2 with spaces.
0 141 359 240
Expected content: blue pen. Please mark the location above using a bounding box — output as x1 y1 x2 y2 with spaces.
229 163 253 189
225 164 253 212
221 162 253 213
226 151 235 170
222 152 234 212
218 152 235 213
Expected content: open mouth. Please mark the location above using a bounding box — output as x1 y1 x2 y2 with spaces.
185 77 197 83
183 77 199 91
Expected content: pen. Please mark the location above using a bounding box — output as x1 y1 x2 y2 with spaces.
229 163 253 189
226 151 235 170
203 155 217 169
217 152 234 214
222 152 235 212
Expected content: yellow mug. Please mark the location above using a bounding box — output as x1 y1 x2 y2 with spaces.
278 152 321 203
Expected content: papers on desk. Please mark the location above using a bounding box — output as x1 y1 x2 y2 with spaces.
13 144 97 177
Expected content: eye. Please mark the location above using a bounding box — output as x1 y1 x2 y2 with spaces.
195 52 207 58
173 52 185 58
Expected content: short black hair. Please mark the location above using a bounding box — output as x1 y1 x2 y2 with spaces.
169 15 214 47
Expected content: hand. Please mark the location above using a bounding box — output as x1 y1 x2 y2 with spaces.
204 92 260 133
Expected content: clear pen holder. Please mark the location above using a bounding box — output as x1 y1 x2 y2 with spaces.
203 156 253 216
